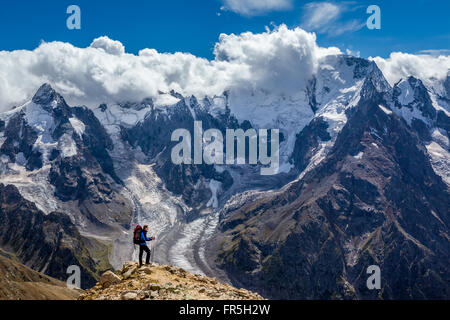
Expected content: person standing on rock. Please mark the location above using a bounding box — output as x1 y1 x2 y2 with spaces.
138 225 155 267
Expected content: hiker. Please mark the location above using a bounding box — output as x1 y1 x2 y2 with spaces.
134 225 155 266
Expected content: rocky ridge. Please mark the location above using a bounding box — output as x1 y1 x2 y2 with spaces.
79 262 263 300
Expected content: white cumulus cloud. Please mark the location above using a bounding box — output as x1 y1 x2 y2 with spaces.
371 52 450 86
90 36 125 56
2 24 447 115
220 0 293 16
0 25 341 112
213 26 336 92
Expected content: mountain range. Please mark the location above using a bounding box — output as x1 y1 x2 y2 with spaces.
0 54 448 299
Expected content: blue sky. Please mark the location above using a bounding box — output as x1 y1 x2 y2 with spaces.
0 0 449 59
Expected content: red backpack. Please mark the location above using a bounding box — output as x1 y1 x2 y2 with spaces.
133 225 142 244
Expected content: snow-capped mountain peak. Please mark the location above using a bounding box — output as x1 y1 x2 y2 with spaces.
391 76 439 124
32 83 61 107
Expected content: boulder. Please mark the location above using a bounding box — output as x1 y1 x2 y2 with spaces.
122 266 137 280
99 271 121 288
121 291 138 300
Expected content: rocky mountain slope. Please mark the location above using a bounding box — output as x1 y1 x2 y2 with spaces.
0 253 81 300
0 54 448 299
210 63 449 300
0 183 112 288
79 262 263 300
215 84 449 299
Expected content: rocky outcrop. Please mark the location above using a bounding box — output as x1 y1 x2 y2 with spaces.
98 271 121 289
79 262 264 300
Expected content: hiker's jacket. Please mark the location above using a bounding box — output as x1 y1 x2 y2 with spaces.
140 230 153 246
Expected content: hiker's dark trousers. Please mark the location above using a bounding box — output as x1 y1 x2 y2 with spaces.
139 245 151 265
